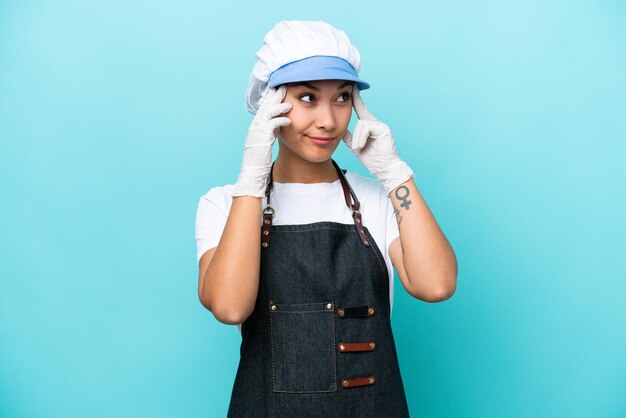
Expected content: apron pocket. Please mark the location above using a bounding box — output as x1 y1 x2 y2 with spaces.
269 301 337 393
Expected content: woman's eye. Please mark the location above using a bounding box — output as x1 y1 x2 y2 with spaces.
299 94 315 103
337 92 352 103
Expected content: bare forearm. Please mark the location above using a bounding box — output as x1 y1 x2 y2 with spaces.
201 196 262 323
390 179 457 299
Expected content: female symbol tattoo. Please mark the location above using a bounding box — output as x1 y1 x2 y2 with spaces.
395 185 412 210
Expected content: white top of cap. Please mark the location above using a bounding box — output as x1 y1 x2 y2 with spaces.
245 20 364 114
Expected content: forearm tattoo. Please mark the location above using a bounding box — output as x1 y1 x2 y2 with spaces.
395 185 412 210
393 207 403 226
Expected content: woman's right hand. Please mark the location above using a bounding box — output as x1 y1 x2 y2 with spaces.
200 86 291 323
232 85 292 197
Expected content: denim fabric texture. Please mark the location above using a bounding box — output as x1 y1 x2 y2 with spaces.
227 170 410 417
271 301 336 393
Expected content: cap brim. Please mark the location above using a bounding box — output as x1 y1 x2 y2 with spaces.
267 55 370 90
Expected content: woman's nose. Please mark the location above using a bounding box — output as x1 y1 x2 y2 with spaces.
315 103 337 131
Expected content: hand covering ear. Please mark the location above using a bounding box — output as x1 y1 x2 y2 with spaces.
342 89 414 195
233 86 292 197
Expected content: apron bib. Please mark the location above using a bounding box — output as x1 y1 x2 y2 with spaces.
227 160 410 417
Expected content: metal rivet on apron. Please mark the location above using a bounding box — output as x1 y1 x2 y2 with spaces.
369 342 376 349
264 219 271 225
339 344 345 351
270 305 276 311
262 242 268 248
364 240 369 245
356 218 361 223
368 377 375 384
338 308 345 317
263 230 269 235
360 229 364 234
341 379 349 388
326 302 333 310
368 307 375 316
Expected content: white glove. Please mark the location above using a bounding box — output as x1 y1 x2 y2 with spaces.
342 89 414 195
232 86 292 197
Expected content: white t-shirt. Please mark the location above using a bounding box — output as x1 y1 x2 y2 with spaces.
195 172 400 325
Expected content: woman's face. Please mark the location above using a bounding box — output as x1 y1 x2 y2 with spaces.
277 79 354 164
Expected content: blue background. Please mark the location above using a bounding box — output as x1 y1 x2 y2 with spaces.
1 1 625 417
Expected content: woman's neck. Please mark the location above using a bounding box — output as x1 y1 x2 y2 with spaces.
272 153 339 184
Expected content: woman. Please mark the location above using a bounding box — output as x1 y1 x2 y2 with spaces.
195 20 457 417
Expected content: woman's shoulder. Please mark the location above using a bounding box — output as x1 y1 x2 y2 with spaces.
345 171 379 184
344 171 387 199
198 183 235 211
343 171 392 224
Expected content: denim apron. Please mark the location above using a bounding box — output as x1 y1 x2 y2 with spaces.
227 160 410 417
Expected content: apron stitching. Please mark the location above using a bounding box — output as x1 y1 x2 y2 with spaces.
272 308 338 394
270 308 276 392
269 304 338 393
366 233 388 279
273 227 357 233
273 389 337 393
271 310 332 314
332 309 337 391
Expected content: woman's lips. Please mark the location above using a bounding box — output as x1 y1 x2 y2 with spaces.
306 135 336 146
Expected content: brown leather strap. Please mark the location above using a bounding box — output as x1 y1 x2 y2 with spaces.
331 160 370 247
336 168 353 209
340 375 376 388
338 342 376 352
261 159 370 248
261 208 273 248
261 163 276 248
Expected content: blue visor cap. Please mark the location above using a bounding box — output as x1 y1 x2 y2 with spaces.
267 55 370 90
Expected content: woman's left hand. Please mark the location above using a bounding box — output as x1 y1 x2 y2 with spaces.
342 89 414 195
